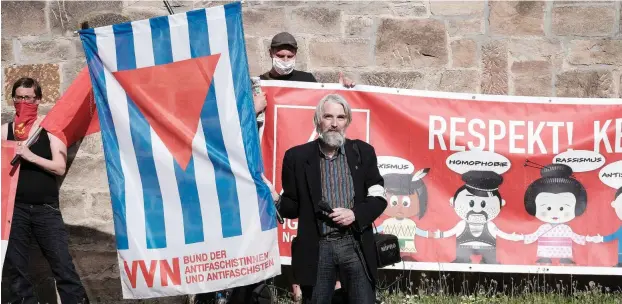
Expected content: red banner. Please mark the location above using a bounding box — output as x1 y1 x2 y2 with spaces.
260 81 622 275
1 140 20 274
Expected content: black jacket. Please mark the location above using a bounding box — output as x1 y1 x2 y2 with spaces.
278 138 387 286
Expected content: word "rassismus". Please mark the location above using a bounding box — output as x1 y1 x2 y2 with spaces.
555 157 602 163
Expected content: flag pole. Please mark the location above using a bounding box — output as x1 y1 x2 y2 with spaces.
163 1 175 15
10 127 42 166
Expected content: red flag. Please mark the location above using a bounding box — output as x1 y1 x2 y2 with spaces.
40 67 100 147
1 141 20 272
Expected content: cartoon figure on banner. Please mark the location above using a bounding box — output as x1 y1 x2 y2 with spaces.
435 150 522 264
587 160 622 267
522 161 589 265
375 156 433 261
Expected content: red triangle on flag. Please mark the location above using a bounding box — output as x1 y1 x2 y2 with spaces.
113 54 221 170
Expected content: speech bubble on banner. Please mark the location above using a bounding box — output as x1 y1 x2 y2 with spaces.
552 150 606 173
377 156 414 176
446 150 511 175
599 160 622 190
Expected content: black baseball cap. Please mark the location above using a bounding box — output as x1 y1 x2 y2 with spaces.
270 32 298 49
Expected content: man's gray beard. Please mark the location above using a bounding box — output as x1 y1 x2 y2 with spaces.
319 131 345 148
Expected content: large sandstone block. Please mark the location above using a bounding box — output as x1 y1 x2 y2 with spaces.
18 38 78 64
514 76 552 97
509 38 563 62
288 7 341 35
430 1 484 16
242 7 286 36
511 61 552 96
447 19 483 37
389 1 428 17
309 38 371 68
511 61 551 78
76 133 104 155
439 70 479 93
334 1 426 16
556 70 613 97
1 1 47 37
567 40 622 66
61 58 88 93
49 1 125 34
59 189 91 225
451 39 477 68
360 71 425 89
91 192 114 223
489 1 545 36
481 40 508 95
193 0 235 9
310 70 341 83
375 19 447 68
118 1 177 23
552 6 615 36
1 109 15 125
245 36 264 77
2 39 14 63
62 155 109 191
345 15 374 38
3 64 61 105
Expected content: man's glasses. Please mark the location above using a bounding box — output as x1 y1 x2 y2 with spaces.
13 95 38 102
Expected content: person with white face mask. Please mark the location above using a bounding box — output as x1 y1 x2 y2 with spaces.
253 32 356 116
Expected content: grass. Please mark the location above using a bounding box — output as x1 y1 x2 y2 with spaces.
270 271 622 304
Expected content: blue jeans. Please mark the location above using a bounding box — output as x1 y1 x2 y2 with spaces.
304 235 374 304
5 203 89 304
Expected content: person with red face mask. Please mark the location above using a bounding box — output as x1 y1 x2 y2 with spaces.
1 77 89 304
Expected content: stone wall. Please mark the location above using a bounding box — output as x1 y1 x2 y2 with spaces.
1 0 621 303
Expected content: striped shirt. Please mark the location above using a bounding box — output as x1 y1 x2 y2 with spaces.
319 144 355 235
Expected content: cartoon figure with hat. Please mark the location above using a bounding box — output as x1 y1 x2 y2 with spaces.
376 156 433 261
435 170 522 264
523 162 589 265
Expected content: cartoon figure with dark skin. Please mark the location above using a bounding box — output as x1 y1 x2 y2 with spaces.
377 168 432 261
587 187 622 267
523 163 588 265
435 170 522 264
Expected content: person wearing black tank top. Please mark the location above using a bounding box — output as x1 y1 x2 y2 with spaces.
2 78 89 304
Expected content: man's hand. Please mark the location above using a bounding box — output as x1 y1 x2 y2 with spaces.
16 142 37 163
253 91 267 114
339 72 356 88
329 208 355 226
261 174 279 202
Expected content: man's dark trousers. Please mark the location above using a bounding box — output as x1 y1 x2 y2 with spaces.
300 235 374 304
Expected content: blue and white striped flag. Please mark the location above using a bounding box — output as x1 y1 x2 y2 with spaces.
79 2 279 298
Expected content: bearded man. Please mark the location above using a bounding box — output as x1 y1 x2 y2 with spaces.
271 94 387 304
